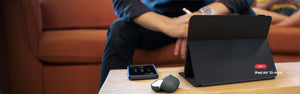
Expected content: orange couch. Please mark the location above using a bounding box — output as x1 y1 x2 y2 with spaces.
1 0 299 94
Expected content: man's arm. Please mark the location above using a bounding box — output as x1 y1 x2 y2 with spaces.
175 0 255 59
135 0 255 39
196 0 254 15
175 2 232 59
273 10 300 27
218 0 255 13
113 0 190 38
113 0 151 22
134 12 194 38
197 2 231 15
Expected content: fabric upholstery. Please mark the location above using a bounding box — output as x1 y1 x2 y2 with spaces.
272 54 300 62
38 29 185 64
268 27 300 54
39 29 107 63
20 0 43 55
3 0 43 94
38 27 300 64
41 0 118 29
44 64 101 94
3 0 300 94
0 0 9 93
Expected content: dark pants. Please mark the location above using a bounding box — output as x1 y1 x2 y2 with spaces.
99 19 177 88
99 9 256 88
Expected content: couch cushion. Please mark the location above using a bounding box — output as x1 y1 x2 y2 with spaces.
41 0 118 29
38 29 183 65
268 27 300 54
38 27 300 64
38 29 107 64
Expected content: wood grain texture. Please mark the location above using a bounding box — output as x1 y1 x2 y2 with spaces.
100 62 300 94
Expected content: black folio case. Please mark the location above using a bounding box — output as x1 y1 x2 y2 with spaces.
179 15 277 87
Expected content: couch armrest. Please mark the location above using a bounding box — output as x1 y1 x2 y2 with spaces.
3 0 43 93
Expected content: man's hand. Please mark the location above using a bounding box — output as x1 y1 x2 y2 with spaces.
134 2 230 59
133 11 197 59
160 14 190 38
161 12 202 38
173 2 231 59
134 11 201 39
173 12 201 59
174 38 187 59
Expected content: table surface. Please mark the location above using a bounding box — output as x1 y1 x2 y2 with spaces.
99 62 300 94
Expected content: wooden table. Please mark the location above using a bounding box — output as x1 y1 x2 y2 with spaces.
99 62 300 94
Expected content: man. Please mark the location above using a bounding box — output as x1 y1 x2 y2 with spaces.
100 0 255 88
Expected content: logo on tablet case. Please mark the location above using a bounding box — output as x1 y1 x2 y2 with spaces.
255 64 267 69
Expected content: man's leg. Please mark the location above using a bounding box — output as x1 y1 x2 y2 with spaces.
137 27 177 49
100 19 142 88
99 19 176 88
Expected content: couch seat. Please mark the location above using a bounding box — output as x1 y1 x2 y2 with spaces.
38 29 107 64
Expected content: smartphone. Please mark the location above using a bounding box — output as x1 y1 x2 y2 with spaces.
127 64 159 80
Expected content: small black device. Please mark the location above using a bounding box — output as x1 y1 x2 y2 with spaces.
127 64 159 80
